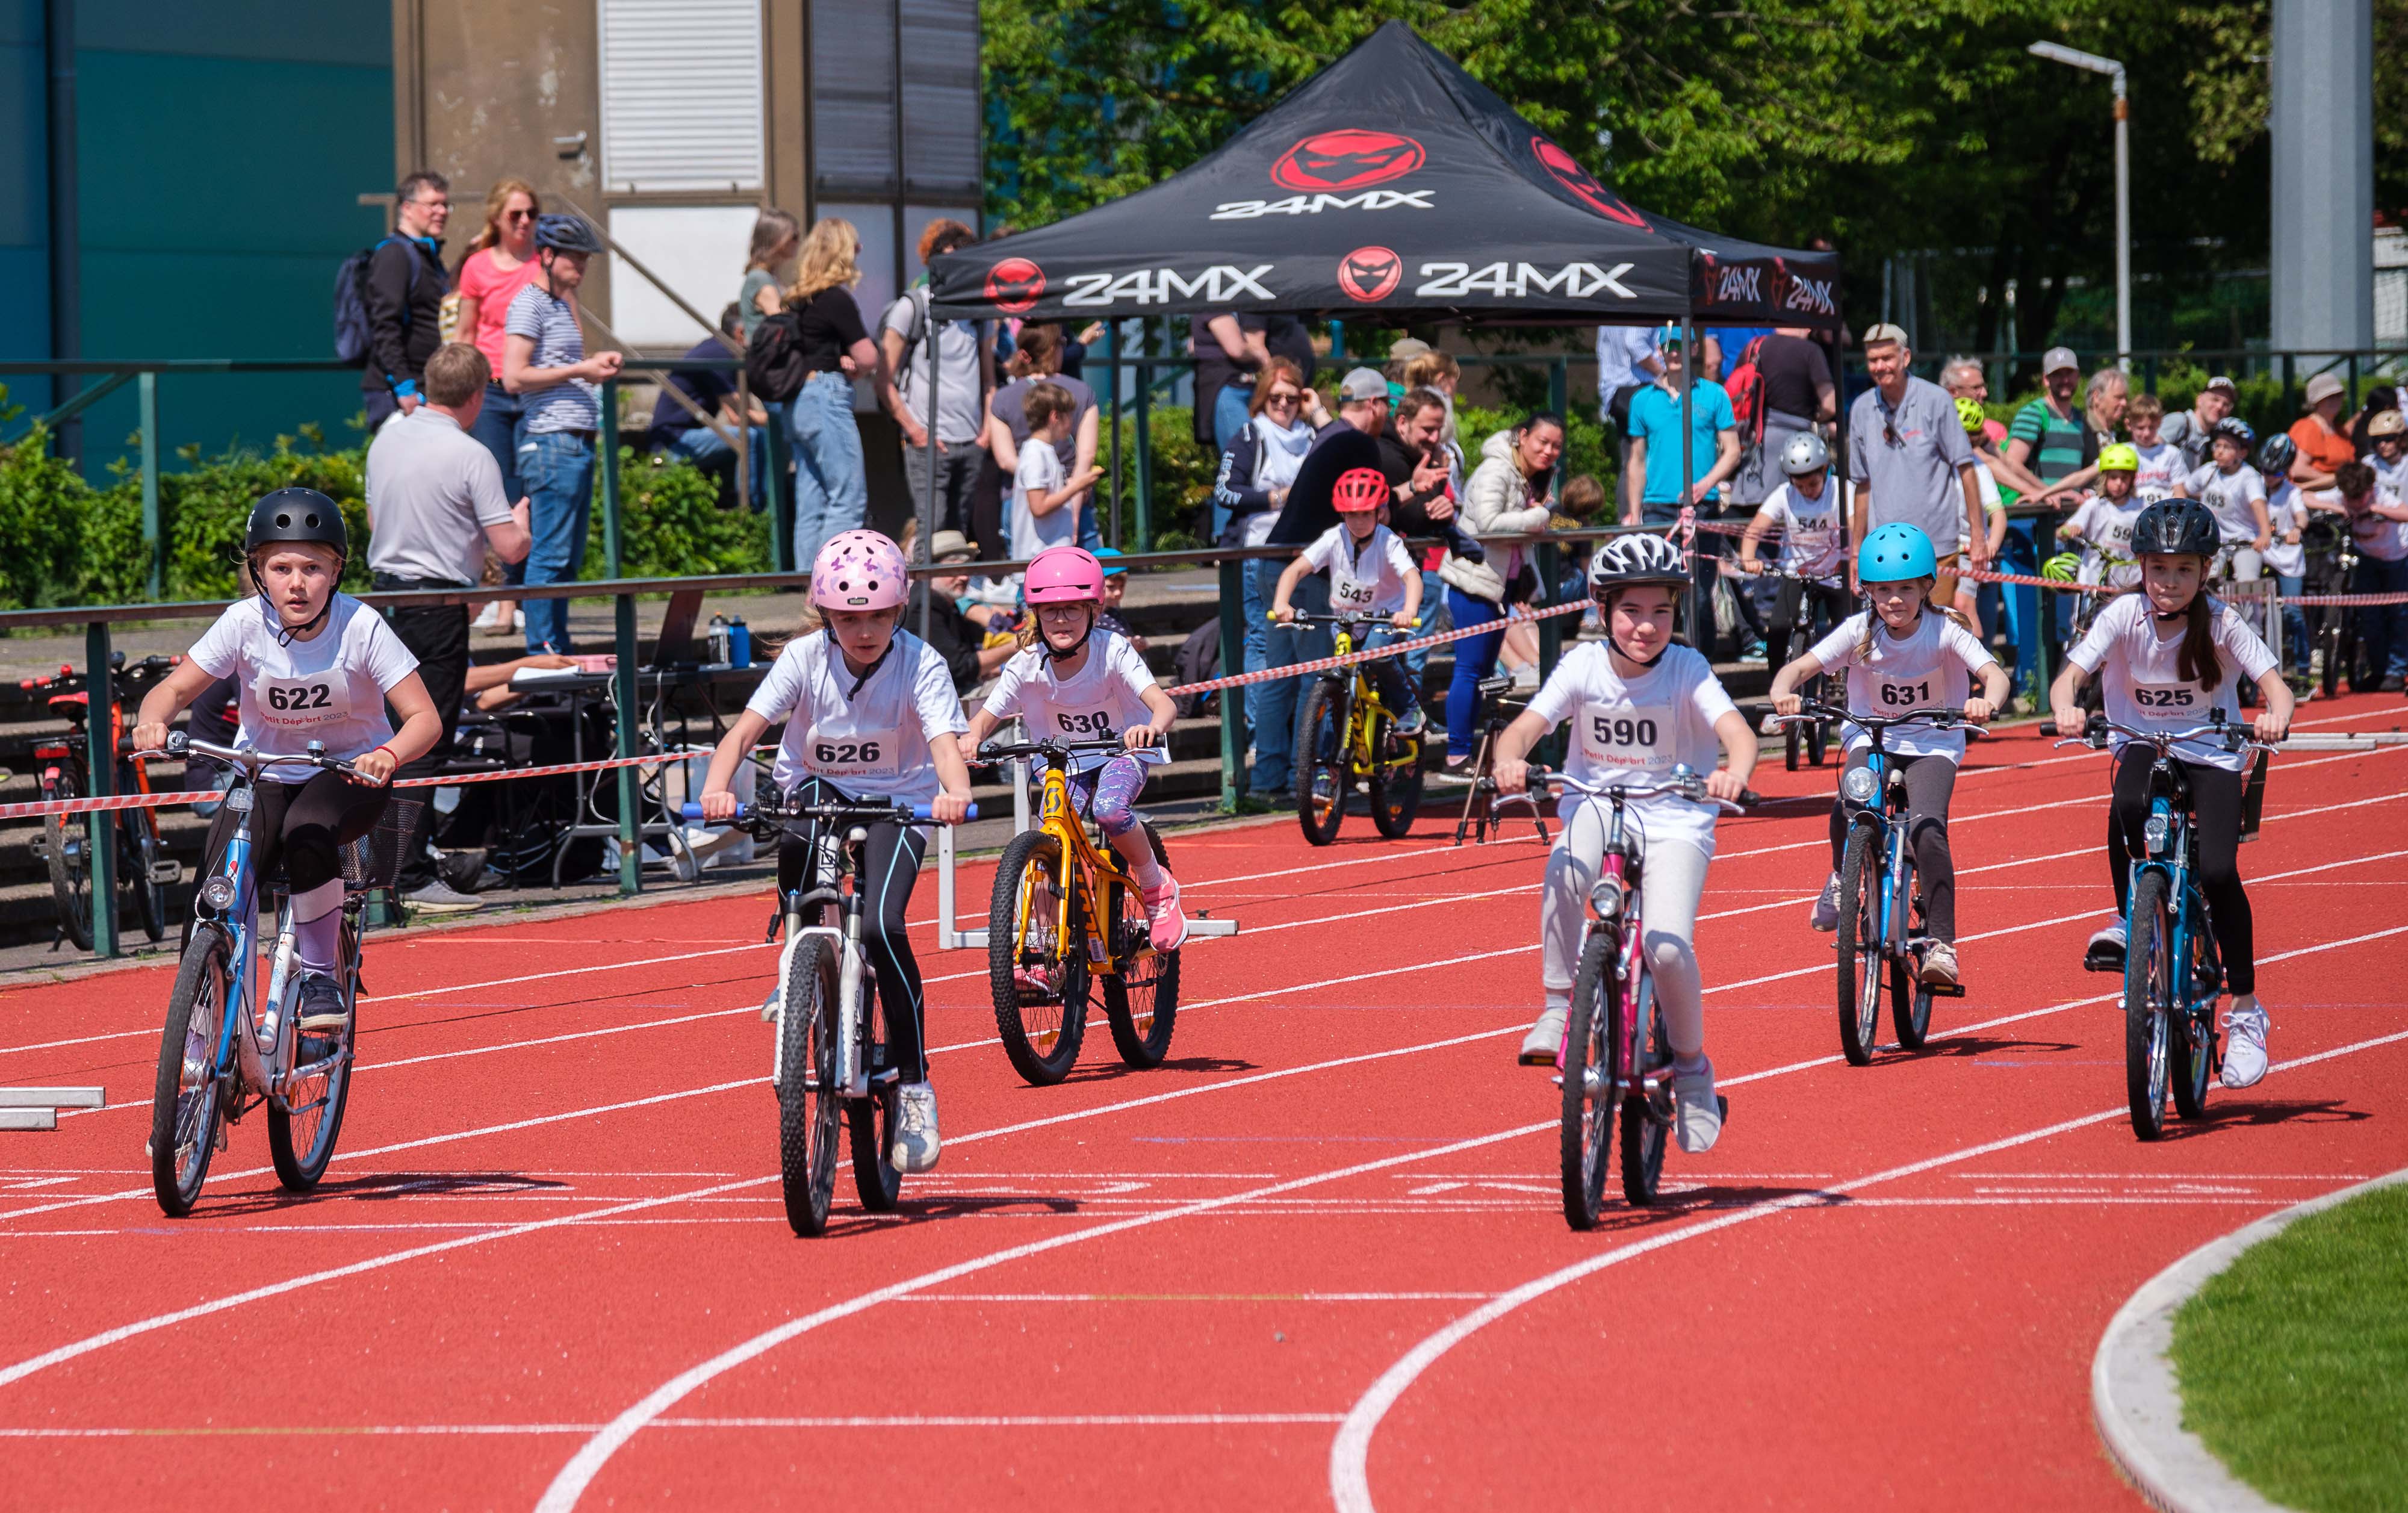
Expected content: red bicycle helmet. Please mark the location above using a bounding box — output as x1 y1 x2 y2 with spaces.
1332 466 1391 514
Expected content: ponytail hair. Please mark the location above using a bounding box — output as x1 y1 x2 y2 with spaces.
2178 592 2224 692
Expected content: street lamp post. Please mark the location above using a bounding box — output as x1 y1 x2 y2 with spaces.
2028 41 2130 368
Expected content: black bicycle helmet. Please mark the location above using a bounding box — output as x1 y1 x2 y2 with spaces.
2210 415 2257 450
2129 497 2218 558
533 213 604 256
245 488 349 561
2256 432 2297 474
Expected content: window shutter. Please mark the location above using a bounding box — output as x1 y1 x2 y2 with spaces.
599 0 765 194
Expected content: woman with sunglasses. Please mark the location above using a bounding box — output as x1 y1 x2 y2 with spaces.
1211 358 1330 781
452 178 545 635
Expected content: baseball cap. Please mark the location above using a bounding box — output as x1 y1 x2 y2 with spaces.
2041 346 2081 376
2303 371 2346 406
929 529 975 562
1338 367 1388 403
1093 545 1129 576
1387 337 1433 362
2203 374 2236 394
1861 323 1910 348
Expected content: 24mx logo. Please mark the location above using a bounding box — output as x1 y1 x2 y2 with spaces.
1062 264 1275 308
1270 129 1426 192
1779 271 1837 317
984 256 1046 314
1338 246 1403 302
1211 190 1435 221
1415 261 1636 301
1713 264 1763 304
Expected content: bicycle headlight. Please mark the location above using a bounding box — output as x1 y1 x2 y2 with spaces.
199 875 235 912
1588 879 1624 919
2144 813 2171 857
1841 766 1879 805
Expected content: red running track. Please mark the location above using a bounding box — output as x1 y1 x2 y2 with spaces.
2 697 2404 1511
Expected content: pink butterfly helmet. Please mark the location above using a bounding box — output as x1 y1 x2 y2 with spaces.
810 529 910 611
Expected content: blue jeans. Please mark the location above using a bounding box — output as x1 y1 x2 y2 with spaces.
1246 560 1330 795
471 384 528 589
1444 588 1509 761
518 430 595 653
664 424 770 509
1401 567 1447 695
2354 554 2408 680
2274 573 2309 673
789 373 867 572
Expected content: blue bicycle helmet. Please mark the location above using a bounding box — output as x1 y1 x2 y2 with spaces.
533 213 604 256
1093 546 1129 577
1857 522 1937 583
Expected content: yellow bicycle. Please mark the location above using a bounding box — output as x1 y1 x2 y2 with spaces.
1278 610 1424 846
981 735 1181 1086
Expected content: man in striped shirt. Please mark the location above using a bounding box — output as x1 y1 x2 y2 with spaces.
502 214 622 653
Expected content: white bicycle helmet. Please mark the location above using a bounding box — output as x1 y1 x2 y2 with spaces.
1779 432 1829 476
1588 532 1690 601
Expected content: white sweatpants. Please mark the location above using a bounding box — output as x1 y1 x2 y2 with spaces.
1540 800 1712 1060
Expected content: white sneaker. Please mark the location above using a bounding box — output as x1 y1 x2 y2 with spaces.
2220 1001 2270 1089
2086 919 2127 969
1810 872 1841 932
472 602 504 632
1919 940 1959 988
1510 663 1541 692
1672 1058 1722 1154
1519 1006 1566 1066
891 1081 941 1172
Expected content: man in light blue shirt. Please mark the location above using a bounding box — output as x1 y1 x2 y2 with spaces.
1621 335 1742 527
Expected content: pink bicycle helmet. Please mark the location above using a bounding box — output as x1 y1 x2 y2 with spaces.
811 529 908 611
1023 545 1105 604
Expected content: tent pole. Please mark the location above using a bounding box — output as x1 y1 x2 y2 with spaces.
1106 323 1123 548
919 312 937 645
1680 303 1702 651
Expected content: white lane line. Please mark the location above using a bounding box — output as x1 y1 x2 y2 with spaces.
0 1413 1344 1438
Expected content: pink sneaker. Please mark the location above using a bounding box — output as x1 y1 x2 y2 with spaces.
1013 966 1054 999
1139 876 1188 952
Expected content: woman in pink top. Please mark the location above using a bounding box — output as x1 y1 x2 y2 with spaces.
452 178 544 632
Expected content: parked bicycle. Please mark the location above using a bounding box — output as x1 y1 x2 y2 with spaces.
2299 516 2362 697
143 732 417 1216
682 788 973 1235
1539 766 1748 1229
1778 698 1980 1066
26 653 183 949
1279 610 1424 845
1456 674 1550 847
979 735 1182 1086
2047 711 2276 1140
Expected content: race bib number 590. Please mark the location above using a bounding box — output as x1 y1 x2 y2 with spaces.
1579 707 1672 768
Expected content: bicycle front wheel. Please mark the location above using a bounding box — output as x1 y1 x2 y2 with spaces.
150 928 231 1216
1560 928 1621 1231
777 936 842 1235
1296 679 1347 846
988 830 1087 1085
43 771 93 952
1835 822 1885 1066
269 916 356 1192
2124 872 2174 1142
847 969 902 1212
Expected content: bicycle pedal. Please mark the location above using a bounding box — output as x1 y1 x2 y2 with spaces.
149 860 182 884
1925 983 1966 998
1716 1095 1730 1121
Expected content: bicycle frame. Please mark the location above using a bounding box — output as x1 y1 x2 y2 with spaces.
1022 750 1141 978
768 819 884 1101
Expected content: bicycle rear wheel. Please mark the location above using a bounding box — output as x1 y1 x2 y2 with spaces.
1618 978 1669 1207
776 936 842 1235
1297 679 1347 845
128 816 168 943
1367 709 1422 839
42 771 93 952
848 972 902 1212
2171 915 2217 1121
268 915 355 1191
2124 872 2174 1141
1835 822 1885 1066
988 830 1087 1085
1102 825 1179 1068
1560 928 1621 1230
149 928 231 1216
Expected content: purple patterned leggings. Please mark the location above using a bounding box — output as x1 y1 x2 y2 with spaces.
1069 754 1149 838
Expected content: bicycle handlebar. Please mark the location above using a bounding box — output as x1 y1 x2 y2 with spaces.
973 736 1133 767
1777 698 1988 736
145 730 378 782
2040 712 2272 756
1268 611 1423 629
680 798 975 825
20 653 179 693
1523 766 1756 816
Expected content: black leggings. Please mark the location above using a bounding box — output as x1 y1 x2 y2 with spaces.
1828 750 1960 940
202 771 389 895
775 779 932 1083
2109 749 2255 995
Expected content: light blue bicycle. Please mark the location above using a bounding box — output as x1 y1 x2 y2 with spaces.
144 732 415 1216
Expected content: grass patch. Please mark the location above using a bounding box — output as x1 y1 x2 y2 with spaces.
2171 1181 2408 1512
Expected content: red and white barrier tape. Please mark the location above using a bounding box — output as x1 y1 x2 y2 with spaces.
2280 591 2408 607
1159 598 1592 700
0 753 684 822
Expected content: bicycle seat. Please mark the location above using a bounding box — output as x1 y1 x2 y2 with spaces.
1476 676 1513 701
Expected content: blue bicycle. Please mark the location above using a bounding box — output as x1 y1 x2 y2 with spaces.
1780 699 1980 1066
144 732 416 1216
2052 711 2274 1140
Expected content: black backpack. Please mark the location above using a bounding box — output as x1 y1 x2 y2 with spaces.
745 310 813 403
333 234 420 364
1173 616 1222 718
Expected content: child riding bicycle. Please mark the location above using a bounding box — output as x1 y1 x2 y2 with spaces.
697 530 975 1172
1270 466 1426 734
1491 533 1757 1154
132 489 443 1049
1737 431 1852 673
2058 443 2149 592
963 544 1188 953
1770 523 2009 989
2050 499 2293 1088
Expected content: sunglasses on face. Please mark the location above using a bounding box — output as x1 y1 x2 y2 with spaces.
505 209 535 222
1265 390 1302 405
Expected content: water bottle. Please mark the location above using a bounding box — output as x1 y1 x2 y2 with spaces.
707 613 731 666
728 616 751 668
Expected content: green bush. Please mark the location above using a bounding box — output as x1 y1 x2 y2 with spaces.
0 390 101 610
600 448 773 579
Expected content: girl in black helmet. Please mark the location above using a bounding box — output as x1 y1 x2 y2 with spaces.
135 489 444 1037
2049 497 2293 1090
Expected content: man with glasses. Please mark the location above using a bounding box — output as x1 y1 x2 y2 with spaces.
361 171 453 431
1846 323 1985 602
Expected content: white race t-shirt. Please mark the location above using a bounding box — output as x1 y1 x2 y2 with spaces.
2372 451 2408 505
187 595 421 783
2132 441 2186 500
981 633 1165 771
1808 608 1996 763
1755 477 1848 580
1299 523 1418 617
1959 465 2003 553
2185 462 2268 544
1009 443 1074 564
1524 641 1737 858
2068 593 2277 774
2064 492 2147 589
744 629 967 802
2261 480 2306 578
2348 497 2408 562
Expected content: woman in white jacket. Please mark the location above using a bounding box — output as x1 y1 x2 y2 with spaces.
1439 412 1565 767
